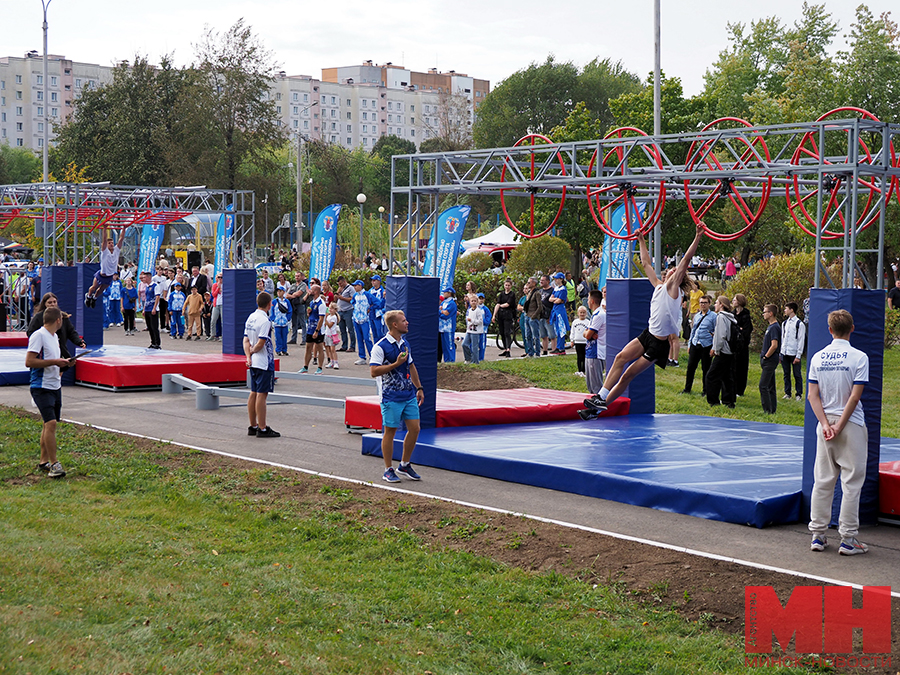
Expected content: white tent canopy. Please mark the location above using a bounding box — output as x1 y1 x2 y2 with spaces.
460 224 521 251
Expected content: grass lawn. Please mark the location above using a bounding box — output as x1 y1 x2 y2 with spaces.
450 346 900 438
0 409 801 674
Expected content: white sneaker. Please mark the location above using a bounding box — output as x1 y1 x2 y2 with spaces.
354 358 367 365
332 363 340 370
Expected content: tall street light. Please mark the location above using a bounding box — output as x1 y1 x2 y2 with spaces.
295 101 318 251
41 0 52 182
356 193 367 265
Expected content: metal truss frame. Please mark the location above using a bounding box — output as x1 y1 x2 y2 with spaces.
389 118 900 290
0 183 255 267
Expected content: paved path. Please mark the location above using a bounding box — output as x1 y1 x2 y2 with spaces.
4 322 897 592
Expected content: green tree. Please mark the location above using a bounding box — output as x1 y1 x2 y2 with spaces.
0 144 41 183
472 56 579 149
575 58 642 132
837 6 900 122
505 235 573 277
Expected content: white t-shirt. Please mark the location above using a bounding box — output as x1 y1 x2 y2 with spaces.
244 309 274 371
28 326 62 390
570 318 590 344
100 245 120 276
466 307 483 334
324 313 339 338
647 283 682 337
807 338 868 428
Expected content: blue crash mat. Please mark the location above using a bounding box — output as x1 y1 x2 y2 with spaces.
0 348 30 385
363 414 831 528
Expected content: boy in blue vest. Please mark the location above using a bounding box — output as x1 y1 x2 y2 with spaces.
477 293 491 361
370 309 425 483
168 282 186 339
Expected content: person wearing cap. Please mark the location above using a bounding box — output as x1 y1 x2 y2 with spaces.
369 275 386 342
167 282 186 339
439 287 457 362
351 279 374 365
477 293 491 362
286 274 309 345
549 272 570 354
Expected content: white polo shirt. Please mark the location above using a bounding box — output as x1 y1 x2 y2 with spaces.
27 326 61 390
807 338 868 428
244 308 274 371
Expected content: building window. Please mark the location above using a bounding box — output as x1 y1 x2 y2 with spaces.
346 124 351 132
16 90 22 100
0 80 4 90
276 93 281 101
304 120 309 129
37 91 43 101
15 75 22 84
363 137 368 146
292 93 298 101
16 138 23 146
410 104 415 112
16 122 23 131
330 109 336 118
321 95 326 104
38 138 44 147
388 114 393 122
410 129 415 137
331 135 336 142
363 124 367 133
51 76 57 86
51 107 57 117
411 117 415 125
347 137 351 144
37 106 43 116
37 75 43 85
363 112 368 120
276 106 281 114
388 102 393 110
346 99 351 106
293 120 298 128
75 78 81 88
331 96 336 104
16 106 23 116
38 122 43 132
362 99 367 107
346 112 351 120
331 122 336 130
0 112 5 122
51 92 57 102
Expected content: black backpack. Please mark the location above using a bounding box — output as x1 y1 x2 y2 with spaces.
727 318 744 353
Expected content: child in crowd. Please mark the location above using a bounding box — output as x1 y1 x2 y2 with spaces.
477 293 491 362
184 285 204 340
106 273 123 327
324 302 341 369
570 305 590 377
168 282 186 339
121 277 138 335
201 292 213 339
270 286 293 356
464 293 484 364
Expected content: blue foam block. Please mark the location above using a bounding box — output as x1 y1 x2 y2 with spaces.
223 269 257 356
362 414 828 527
75 263 103 347
606 279 655 414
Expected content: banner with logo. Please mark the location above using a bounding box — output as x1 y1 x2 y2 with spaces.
423 205 471 291
214 204 235 277
598 202 648 289
138 218 165 274
309 204 342 282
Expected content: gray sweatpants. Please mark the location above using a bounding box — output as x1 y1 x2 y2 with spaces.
585 358 606 395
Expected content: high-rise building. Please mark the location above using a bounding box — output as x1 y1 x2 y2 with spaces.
0 52 113 153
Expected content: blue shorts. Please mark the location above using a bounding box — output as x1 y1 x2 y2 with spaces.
249 367 275 393
31 387 62 423
538 319 551 338
92 271 114 288
380 396 419 428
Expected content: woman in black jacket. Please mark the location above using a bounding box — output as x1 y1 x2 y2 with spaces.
27 293 86 363
731 293 753 397
494 278 517 357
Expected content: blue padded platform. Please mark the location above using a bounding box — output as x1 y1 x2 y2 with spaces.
0 348 30 385
362 415 900 528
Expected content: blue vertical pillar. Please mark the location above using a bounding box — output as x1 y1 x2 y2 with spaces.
44 266 79 386
222 268 257 356
606 278 655 414
802 288 884 526
385 275 439 429
74 263 103 347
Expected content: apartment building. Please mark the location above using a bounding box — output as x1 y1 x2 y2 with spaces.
0 52 113 151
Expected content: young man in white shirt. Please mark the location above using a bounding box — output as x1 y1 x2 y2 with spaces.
85 229 126 308
781 301 807 401
243 292 279 438
807 310 869 555
26 307 75 478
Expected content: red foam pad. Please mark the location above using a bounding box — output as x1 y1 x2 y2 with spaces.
345 387 630 430
75 353 276 389
879 461 900 515
0 332 29 348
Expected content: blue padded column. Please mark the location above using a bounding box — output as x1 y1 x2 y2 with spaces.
802 288 884 526
74 263 103 347
606 278 655 414
385 275 439 429
44 266 79 386
222 268 257 356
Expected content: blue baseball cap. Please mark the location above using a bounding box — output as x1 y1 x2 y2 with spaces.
443 286 455 294
552 272 565 279
371 274 381 281
352 279 364 287
476 293 485 298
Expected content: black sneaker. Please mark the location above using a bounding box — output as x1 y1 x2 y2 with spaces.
38 462 51 472
578 408 599 420
256 427 281 438
583 397 608 412
248 425 259 436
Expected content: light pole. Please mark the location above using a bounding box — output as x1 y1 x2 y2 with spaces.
356 193 367 265
41 0 52 182
262 192 268 249
295 101 318 251
378 205 385 222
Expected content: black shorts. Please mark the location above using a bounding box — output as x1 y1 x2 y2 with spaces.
31 387 62 423
249 367 275 394
306 332 325 344
638 329 670 368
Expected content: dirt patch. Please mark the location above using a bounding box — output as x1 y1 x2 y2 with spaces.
9 408 900 669
437 364 531 391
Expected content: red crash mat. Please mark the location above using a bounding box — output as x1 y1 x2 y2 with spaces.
345 387 629 430
879 461 900 516
0 332 29 348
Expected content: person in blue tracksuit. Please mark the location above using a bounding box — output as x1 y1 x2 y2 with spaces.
269 286 293 356
368 275 386 342
438 287 457 363
351 279 374 364
477 293 491 361
549 272 570 354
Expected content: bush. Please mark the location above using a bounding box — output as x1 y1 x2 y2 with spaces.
505 236 573 277
727 252 841 351
886 309 900 349
458 251 494 273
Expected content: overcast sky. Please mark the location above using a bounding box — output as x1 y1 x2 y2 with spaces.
2 1 896 96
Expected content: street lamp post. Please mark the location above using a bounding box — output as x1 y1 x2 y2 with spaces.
295 101 318 251
41 0 52 182
356 193 367 265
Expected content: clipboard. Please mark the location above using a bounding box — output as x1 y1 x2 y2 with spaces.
71 349 94 360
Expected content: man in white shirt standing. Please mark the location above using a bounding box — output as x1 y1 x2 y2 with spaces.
26 307 75 478
781 301 807 401
243 292 279 438
84 229 126 308
807 310 869 555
